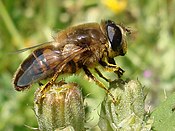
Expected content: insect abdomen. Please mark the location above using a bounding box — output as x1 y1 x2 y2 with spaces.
13 48 54 91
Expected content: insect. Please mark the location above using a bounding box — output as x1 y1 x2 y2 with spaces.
13 20 129 102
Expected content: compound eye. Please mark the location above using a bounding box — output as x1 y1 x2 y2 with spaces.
106 21 122 51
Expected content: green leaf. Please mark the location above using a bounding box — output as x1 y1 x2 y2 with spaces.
151 92 175 131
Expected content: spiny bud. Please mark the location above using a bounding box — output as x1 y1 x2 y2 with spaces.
98 79 153 131
34 81 85 131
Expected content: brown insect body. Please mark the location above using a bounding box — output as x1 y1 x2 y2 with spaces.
13 20 128 91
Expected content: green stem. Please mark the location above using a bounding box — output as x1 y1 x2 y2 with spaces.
0 1 24 48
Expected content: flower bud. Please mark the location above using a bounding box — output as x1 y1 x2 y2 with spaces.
98 79 153 130
34 81 85 131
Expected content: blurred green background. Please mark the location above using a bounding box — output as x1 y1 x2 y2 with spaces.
0 0 175 130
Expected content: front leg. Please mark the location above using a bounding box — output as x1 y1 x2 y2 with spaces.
83 65 116 103
99 58 125 78
94 68 112 82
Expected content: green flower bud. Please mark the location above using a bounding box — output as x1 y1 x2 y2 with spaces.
34 81 85 131
98 79 153 131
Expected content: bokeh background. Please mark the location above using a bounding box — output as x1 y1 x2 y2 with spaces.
0 0 175 130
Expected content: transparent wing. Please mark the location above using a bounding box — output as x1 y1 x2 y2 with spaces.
13 44 87 90
9 41 54 54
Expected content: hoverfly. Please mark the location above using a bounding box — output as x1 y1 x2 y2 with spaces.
13 20 129 102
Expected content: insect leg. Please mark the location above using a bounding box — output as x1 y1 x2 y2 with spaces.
94 68 112 82
38 82 44 86
108 57 116 65
37 64 67 101
99 60 125 78
83 66 116 103
106 64 125 78
69 60 77 73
